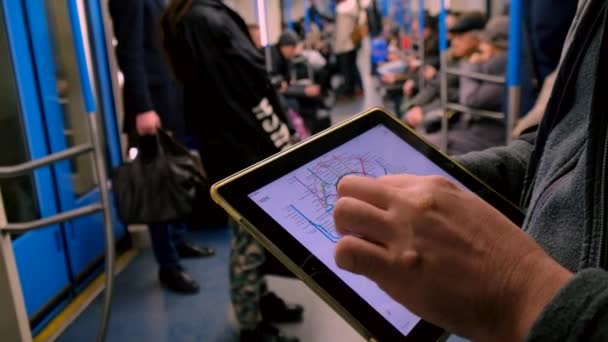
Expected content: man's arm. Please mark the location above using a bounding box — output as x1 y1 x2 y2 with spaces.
455 131 536 205
526 269 608 341
458 61 505 111
108 0 152 115
408 80 439 108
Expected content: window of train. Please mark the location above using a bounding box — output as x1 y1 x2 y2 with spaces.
44 0 109 196
0 9 41 234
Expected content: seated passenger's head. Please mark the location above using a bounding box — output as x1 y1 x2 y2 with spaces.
449 12 486 58
278 30 301 60
477 16 509 57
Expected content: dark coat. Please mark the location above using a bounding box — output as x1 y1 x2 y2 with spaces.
519 0 579 114
108 0 186 141
171 0 292 183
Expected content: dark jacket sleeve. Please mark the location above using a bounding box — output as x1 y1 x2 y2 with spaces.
108 0 152 115
409 78 439 108
526 269 608 342
528 0 579 81
454 131 536 204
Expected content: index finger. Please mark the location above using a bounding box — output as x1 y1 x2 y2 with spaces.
337 176 394 210
377 174 419 188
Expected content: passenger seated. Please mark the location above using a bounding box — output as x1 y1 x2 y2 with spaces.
402 12 486 130
378 15 441 115
424 16 511 155
378 14 439 81
459 16 509 111
270 30 331 134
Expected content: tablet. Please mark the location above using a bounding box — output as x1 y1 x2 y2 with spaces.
211 108 524 342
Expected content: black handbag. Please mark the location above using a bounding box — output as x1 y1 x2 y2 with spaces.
111 130 208 224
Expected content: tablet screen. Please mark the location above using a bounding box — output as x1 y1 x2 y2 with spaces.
248 124 467 336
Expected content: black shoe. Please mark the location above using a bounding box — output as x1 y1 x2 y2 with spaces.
176 242 215 258
158 266 200 294
240 322 299 342
260 292 304 323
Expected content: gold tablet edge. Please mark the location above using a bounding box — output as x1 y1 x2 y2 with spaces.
209 106 505 341
211 106 515 210
210 188 377 341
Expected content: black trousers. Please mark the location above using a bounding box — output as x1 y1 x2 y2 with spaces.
337 49 361 96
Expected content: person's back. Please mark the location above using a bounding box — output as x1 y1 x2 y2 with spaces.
108 0 214 296
164 0 291 183
161 1 302 341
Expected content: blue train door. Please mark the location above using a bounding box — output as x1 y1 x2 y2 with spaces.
1 0 126 332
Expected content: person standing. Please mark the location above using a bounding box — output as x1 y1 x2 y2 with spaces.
161 1 303 341
334 0 366 98
108 0 214 294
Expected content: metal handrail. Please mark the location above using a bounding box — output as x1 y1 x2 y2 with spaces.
0 144 92 178
445 103 505 120
437 0 522 151
2 204 102 234
444 67 506 84
66 0 115 340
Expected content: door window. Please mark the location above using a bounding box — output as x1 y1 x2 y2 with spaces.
0 10 40 225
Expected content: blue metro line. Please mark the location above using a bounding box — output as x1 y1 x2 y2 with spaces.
289 204 340 243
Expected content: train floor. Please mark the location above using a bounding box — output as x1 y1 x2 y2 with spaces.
56 95 379 342
57 49 468 341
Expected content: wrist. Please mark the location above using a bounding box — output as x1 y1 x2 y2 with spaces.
492 252 574 341
514 258 573 341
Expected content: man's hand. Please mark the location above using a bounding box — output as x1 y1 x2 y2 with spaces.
136 111 161 135
469 51 490 64
333 175 573 341
304 85 321 97
403 79 415 97
403 106 424 128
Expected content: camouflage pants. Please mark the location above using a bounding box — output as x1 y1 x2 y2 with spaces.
229 220 268 330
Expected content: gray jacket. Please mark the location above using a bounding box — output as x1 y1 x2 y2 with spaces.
408 62 459 114
457 0 608 339
458 54 507 112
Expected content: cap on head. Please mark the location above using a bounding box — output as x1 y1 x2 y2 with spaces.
278 30 300 47
448 12 487 34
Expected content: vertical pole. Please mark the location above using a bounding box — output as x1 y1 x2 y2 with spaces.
89 115 115 342
0 189 32 342
285 0 294 30
67 1 114 341
304 0 311 34
417 0 425 87
256 0 273 73
380 0 389 17
438 0 449 152
507 0 522 144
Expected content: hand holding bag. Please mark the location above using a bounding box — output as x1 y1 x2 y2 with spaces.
112 129 208 224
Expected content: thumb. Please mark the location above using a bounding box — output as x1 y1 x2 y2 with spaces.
335 236 390 282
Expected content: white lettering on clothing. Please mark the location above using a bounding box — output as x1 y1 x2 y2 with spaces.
252 97 291 151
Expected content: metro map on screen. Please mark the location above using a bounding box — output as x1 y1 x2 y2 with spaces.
249 124 466 336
